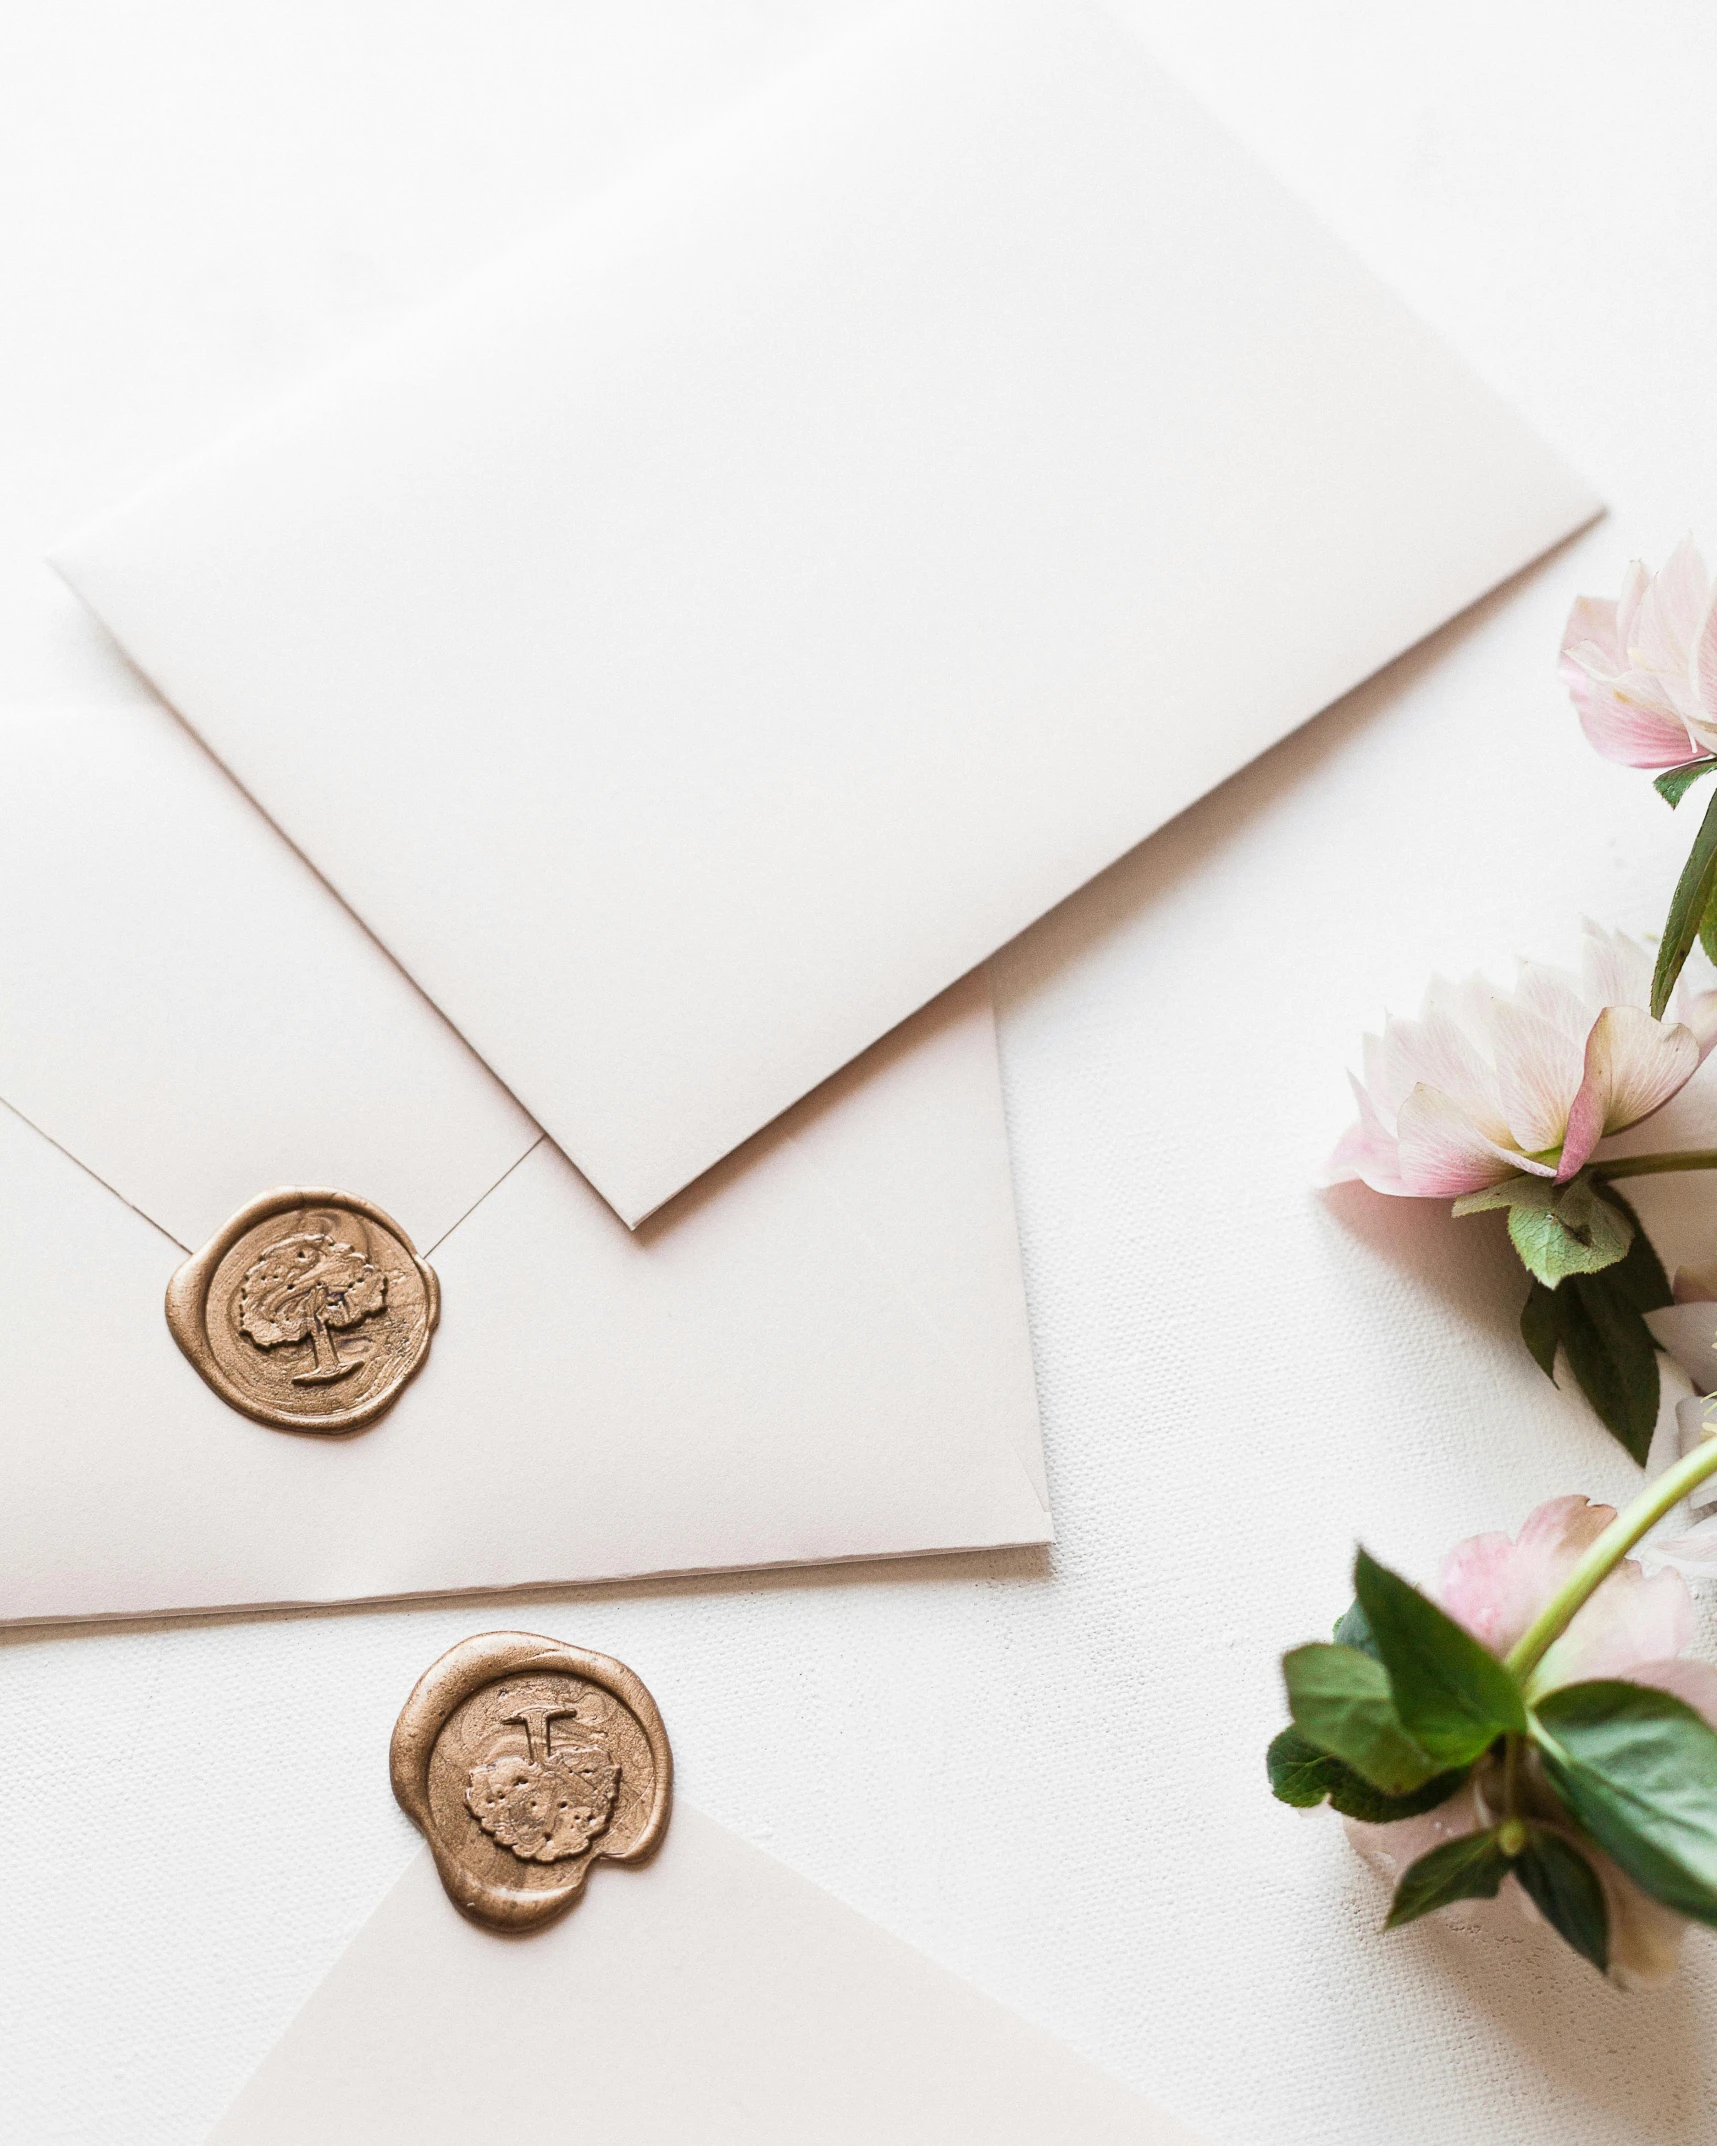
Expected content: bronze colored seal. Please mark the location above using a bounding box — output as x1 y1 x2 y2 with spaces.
165 1187 438 1434
392 1633 672 1933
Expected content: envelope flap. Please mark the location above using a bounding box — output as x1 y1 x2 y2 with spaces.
209 1808 1198 2144
0 706 537 1252
55 0 1596 1223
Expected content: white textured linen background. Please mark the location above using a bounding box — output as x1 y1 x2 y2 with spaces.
4 3 1717 2140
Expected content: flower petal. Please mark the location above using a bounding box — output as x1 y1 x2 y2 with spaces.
1579 922 1655 1018
1322 1072 1407 1193
1694 581 1717 731
1629 1656 1717 1731
1393 1085 1541 1196
1632 536 1711 719
1560 593 1623 671
1641 1513 1717 1580
1488 993 1587 1153
1615 559 1649 650
1536 1555 1695 1690
1558 1007 1699 1178
1566 672 1701 766
1438 1495 1612 1657
1378 1004 1507 1137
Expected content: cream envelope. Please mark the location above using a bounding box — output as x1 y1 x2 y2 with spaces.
0 704 1048 1622
208 1802 1198 2145
53 0 1597 1228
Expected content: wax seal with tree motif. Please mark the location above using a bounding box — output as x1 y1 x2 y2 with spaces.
391 1633 672 1933
165 1187 438 1434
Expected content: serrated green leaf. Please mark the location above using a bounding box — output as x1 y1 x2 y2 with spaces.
1355 1551 1526 1765
1451 1175 1547 1218
1333 1598 1380 1660
1654 757 1717 808
1266 1726 1338 1806
1533 1681 1717 1926
1561 1274 1661 1464
1455 1174 1635 1285
1283 1643 1443 1794
1385 1827 1514 1928
1513 1826 1609 1974
1265 1726 1467 1823
1651 781 1717 1016
1508 1178 1634 1287
1520 1280 1562 1379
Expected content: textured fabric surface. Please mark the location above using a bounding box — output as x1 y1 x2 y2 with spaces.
4 4 1717 2142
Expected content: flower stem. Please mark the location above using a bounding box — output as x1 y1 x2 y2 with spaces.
1505 1434 1717 1687
1592 1149 1717 1180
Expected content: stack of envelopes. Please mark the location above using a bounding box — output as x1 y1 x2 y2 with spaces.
6 0 1594 2132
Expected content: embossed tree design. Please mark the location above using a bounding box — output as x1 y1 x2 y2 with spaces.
236 1231 388 1386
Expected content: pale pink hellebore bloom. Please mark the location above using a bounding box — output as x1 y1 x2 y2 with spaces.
1326 925 1717 1199
1348 1496 1717 1989
1560 538 1717 767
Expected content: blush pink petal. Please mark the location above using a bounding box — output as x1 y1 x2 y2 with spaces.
1377 1008 1506 1134
1322 1073 1406 1194
1392 1085 1549 1196
1557 1006 1699 1180
1563 593 1622 668
1694 587 1717 736
1536 1557 1695 1690
1629 1656 1717 1730
1616 559 1650 650
1644 1512 1717 1577
1569 677 1700 767
1489 996 1587 1153
1437 1495 1612 1656
1633 537 1710 708
1580 922 1653 1017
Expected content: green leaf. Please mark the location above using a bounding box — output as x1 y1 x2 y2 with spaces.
1509 1179 1634 1286
1702 883 1717 967
1654 757 1717 808
1385 1828 1514 1928
1650 780 1717 1016
1511 1189 1667 1460
1520 1280 1562 1378
1355 1550 1526 1765
1283 1644 1443 1794
1266 1725 1338 1806
1513 1826 1610 1975
1452 1176 1546 1218
1454 1173 1634 1285
1561 1274 1661 1465
1590 1185 1672 1315
1333 1598 1380 1660
1266 1727 1468 1823
1533 1681 1717 1926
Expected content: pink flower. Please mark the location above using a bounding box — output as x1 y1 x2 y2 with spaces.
1560 538 1717 767
1348 1496 1717 1988
1326 924 1717 1198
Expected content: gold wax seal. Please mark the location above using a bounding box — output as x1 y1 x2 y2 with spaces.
165 1187 438 1434
392 1633 672 1933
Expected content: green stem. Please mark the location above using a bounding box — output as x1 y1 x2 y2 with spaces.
1591 1149 1717 1180
1505 1434 1717 1687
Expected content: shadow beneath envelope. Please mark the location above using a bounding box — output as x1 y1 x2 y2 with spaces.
0 1540 1056 1649
991 529 1590 1024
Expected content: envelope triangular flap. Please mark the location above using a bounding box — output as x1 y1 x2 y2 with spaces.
208 1810 1201 2145
54 0 1598 1224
